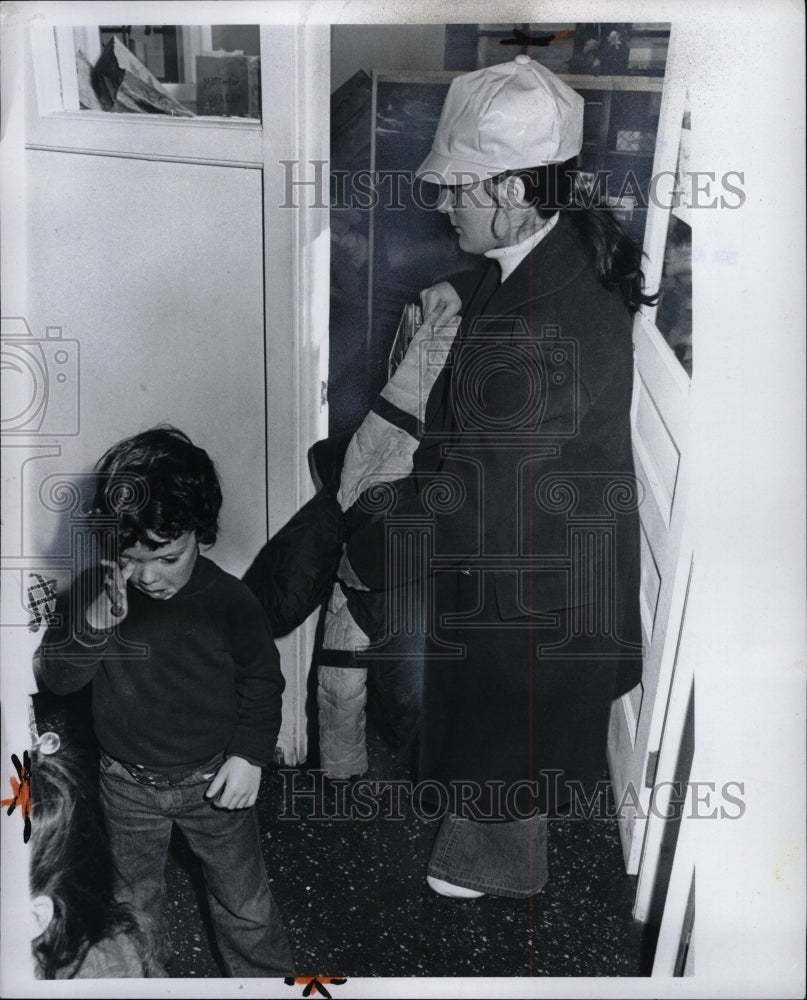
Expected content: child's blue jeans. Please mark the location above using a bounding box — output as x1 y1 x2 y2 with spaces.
99 750 294 977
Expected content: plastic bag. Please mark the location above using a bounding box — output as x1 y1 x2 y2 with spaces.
90 37 194 117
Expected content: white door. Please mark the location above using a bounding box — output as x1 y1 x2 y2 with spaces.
607 27 694 878
3 21 329 767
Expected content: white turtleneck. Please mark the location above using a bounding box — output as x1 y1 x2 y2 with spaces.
484 212 559 283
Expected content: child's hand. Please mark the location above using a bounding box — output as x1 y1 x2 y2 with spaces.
204 756 261 810
86 560 134 630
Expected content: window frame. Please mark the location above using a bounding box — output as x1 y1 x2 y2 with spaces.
27 24 263 168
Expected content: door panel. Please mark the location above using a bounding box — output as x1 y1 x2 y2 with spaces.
25 150 267 578
609 315 692 875
607 25 693 879
639 520 662 645
634 371 682 526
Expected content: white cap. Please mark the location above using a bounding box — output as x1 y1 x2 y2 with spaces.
416 56 584 185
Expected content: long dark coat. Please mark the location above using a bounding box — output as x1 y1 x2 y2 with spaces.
346 213 643 813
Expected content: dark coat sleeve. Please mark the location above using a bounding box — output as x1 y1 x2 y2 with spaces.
225 583 287 766
242 488 345 638
35 568 111 695
242 431 351 637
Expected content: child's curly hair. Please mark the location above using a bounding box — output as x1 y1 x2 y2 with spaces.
30 747 158 978
93 426 222 550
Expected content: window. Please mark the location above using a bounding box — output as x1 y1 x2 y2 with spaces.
655 105 693 376
71 25 261 119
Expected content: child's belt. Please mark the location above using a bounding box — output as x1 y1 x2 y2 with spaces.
114 753 222 788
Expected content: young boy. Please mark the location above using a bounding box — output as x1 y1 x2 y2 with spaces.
37 427 295 977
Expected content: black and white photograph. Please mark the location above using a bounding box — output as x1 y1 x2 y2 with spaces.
1 2 804 998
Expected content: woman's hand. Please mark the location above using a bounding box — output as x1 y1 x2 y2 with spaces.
86 559 134 630
204 756 261 810
420 281 462 328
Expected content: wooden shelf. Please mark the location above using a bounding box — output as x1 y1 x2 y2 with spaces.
558 74 664 92
607 148 656 157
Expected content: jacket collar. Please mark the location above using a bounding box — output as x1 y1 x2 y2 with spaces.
423 214 590 435
481 211 590 315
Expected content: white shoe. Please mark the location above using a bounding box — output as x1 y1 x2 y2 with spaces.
426 875 484 899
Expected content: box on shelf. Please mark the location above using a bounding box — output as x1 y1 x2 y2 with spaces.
615 129 655 153
196 52 260 118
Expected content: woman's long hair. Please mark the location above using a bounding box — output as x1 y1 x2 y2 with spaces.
29 748 157 979
487 159 659 315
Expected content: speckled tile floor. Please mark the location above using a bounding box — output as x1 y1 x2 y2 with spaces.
161 726 651 980
31 690 653 980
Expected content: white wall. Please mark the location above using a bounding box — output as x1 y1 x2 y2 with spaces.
1 147 269 751
23 150 267 580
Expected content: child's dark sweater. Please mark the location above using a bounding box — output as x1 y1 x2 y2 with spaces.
37 556 285 769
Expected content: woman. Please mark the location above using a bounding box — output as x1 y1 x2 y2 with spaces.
340 55 653 898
